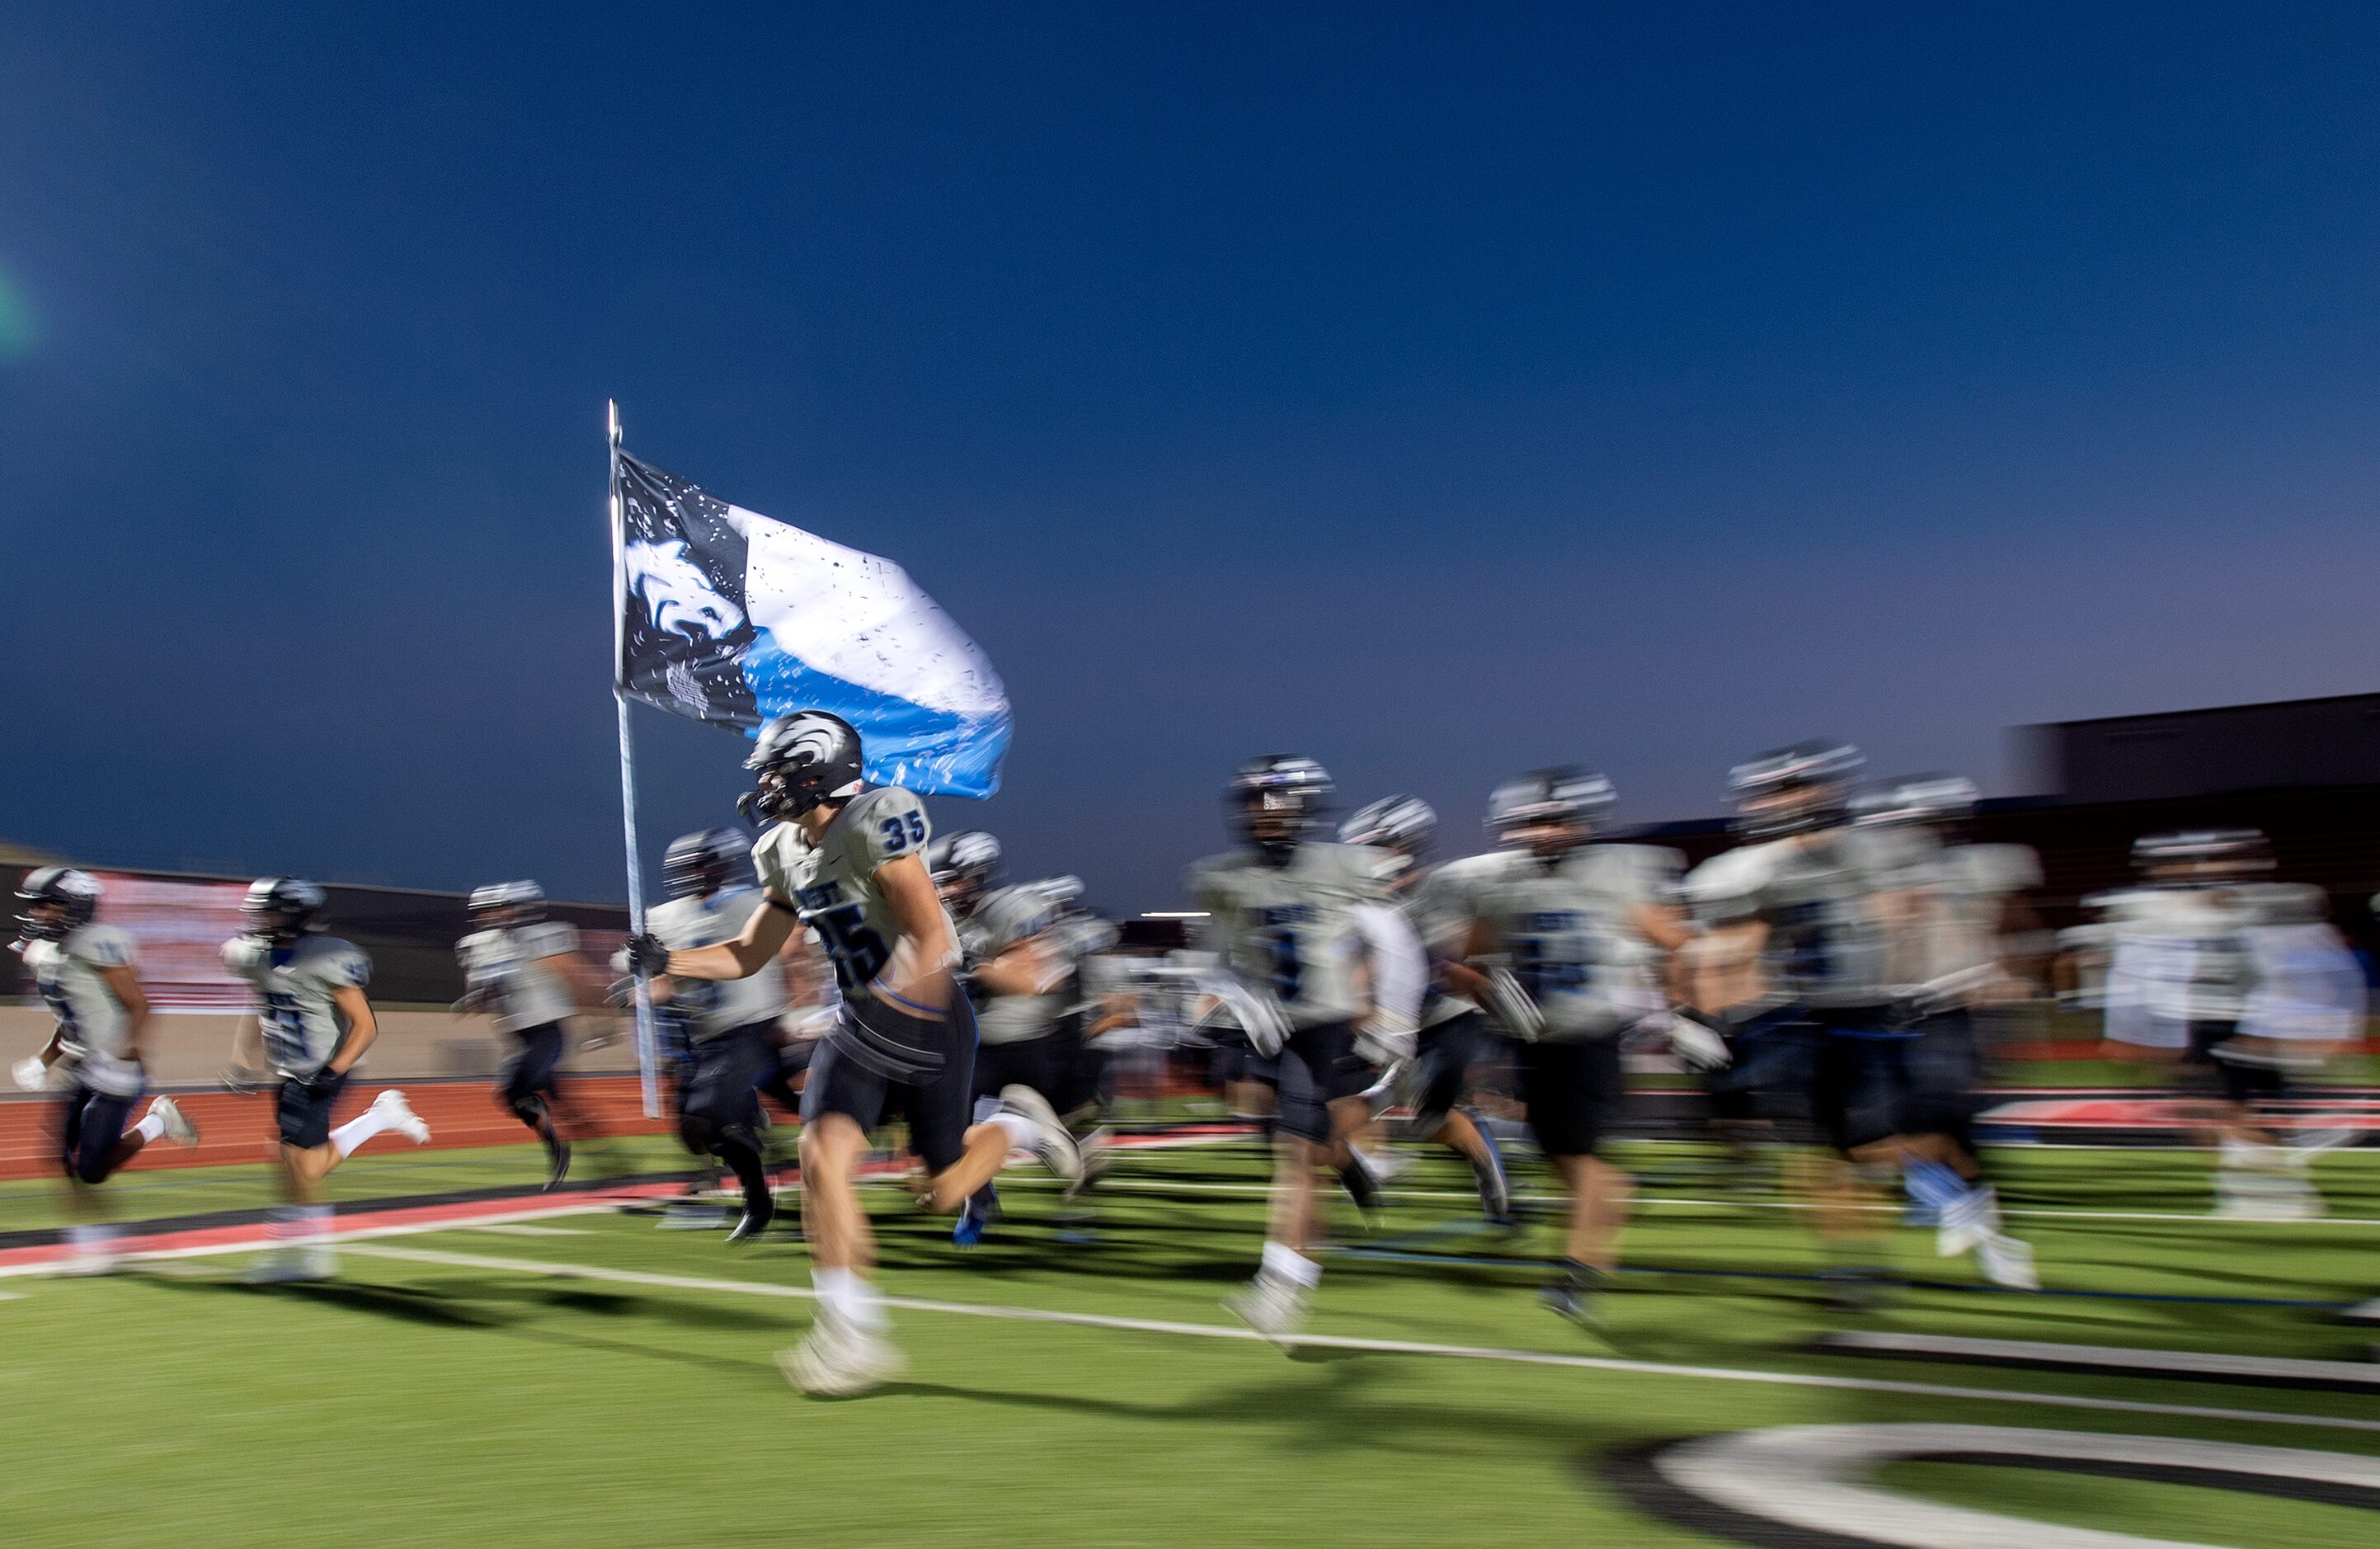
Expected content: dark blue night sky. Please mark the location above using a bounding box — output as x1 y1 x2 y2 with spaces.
6 4 2378 911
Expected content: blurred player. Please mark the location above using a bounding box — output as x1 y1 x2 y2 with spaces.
934 833 1120 1242
640 827 792 1242
2104 831 2361 1218
1188 756 1393 1343
1681 742 1920 1306
1451 770 1686 1326
222 878 430 1282
11 868 200 1272
1337 797 1513 1225
457 880 596 1189
1849 776 2041 1288
624 711 1079 1396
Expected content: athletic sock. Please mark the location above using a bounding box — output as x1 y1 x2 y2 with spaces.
132 1113 167 1145
1260 1240 1321 1290
330 1106 395 1159
987 1109 1042 1149
1902 1155 1974 1216
813 1267 887 1332
66 1223 115 1250
266 1203 301 1242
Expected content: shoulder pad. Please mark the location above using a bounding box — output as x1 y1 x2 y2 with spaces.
303 937 372 990
70 925 136 970
851 787 931 869
221 935 268 976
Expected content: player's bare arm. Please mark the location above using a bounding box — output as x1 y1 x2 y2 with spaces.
869 852 957 1017
322 982 378 1076
98 962 149 1065
661 892 800 982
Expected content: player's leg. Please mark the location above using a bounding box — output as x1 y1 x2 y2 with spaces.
680 1029 776 1241
1524 1038 1632 1326
1809 1027 1910 1307
1225 1023 1340 1343
1410 1013 1512 1225
954 1033 1023 1243
784 1040 904 1396
498 1024 572 1189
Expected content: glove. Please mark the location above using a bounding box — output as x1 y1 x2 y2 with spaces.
1479 967 1547 1043
1664 1010 1734 1072
219 1064 269 1095
623 932 672 978
12 1057 46 1091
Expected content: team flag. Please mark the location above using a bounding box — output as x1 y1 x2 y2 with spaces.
613 451 1012 798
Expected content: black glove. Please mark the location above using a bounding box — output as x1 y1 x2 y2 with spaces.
623 932 672 978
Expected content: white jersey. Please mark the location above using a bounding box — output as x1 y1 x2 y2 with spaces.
223 934 372 1076
962 883 1070 1048
2238 920 2367 1043
1682 828 1913 1010
1348 900 1427 1042
647 887 790 1039
1407 853 1504 1027
1186 842 1394 1028
23 925 139 1061
456 922 581 1033
1461 844 1678 1039
753 786 951 1006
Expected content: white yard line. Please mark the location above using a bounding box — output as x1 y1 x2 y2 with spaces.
460 1224 591 1237
336 1242 2380 1438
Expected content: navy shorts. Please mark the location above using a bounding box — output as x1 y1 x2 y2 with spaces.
1268 1021 1365 1145
1411 1010 1485 1131
57 1081 139 1184
973 1022 1101 1116
1898 1010 1987 1139
1809 1019 1912 1154
1517 1036 1625 1159
276 1069 351 1150
683 1023 773 1134
499 1022 567 1116
800 993 977 1173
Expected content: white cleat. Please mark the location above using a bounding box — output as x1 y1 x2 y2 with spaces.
996 1085 1081 1184
1936 1184 2000 1259
1976 1232 2039 1291
1223 1275 1307 1348
245 1249 336 1284
370 1089 432 1146
779 1311 908 1397
58 1230 120 1277
147 1095 200 1148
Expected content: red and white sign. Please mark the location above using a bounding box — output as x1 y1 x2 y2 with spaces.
92 872 254 1012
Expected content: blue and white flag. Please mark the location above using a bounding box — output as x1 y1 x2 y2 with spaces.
614 451 1011 798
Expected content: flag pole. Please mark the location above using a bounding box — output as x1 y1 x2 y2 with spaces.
609 399 661 1119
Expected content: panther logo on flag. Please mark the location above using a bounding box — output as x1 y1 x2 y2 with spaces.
623 539 744 641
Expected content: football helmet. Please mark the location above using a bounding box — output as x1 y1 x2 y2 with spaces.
1227 756 1333 859
926 831 1004 911
2133 828 2272 882
14 867 101 941
1339 795 1437 861
739 711 866 825
1851 773 1978 829
243 877 327 940
1729 740 1864 839
468 879 545 930
1486 768 1613 855
663 827 750 900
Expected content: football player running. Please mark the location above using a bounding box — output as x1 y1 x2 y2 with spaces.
1451 770 1688 1327
930 831 1098 1245
12 868 200 1272
1188 756 1395 1343
222 878 430 1283
1337 798 1515 1226
2104 831 2361 1218
457 879 600 1189
622 712 1079 1396
637 827 795 1242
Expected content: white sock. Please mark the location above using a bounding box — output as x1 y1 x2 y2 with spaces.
266 1203 301 1242
296 1203 332 1245
1261 1241 1320 1289
988 1111 1041 1149
971 1095 1003 1126
67 1223 114 1250
813 1267 887 1332
330 1107 393 1159
133 1113 167 1145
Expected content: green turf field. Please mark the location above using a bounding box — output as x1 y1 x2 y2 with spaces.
4 1138 2378 1547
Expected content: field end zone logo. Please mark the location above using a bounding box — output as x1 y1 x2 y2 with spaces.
1602 1424 2380 1547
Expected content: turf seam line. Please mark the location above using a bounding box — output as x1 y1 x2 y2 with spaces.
332 1244 2380 1437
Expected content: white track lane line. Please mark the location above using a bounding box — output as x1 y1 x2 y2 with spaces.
336 1243 2380 1438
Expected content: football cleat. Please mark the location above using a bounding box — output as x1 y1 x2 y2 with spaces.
952 1188 996 1247
1466 1119 1517 1227
779 1310 907 1397
1062 1128 1112 1203
995 1085 1081 1183
1222 1275 1307 1347
726 1188 776 1245
543 1134 573 1192
1976 1232 2040 1291
370 1090 432 1146
147 1095 200 1148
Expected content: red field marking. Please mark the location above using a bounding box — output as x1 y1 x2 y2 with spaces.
0 1076 671 1181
